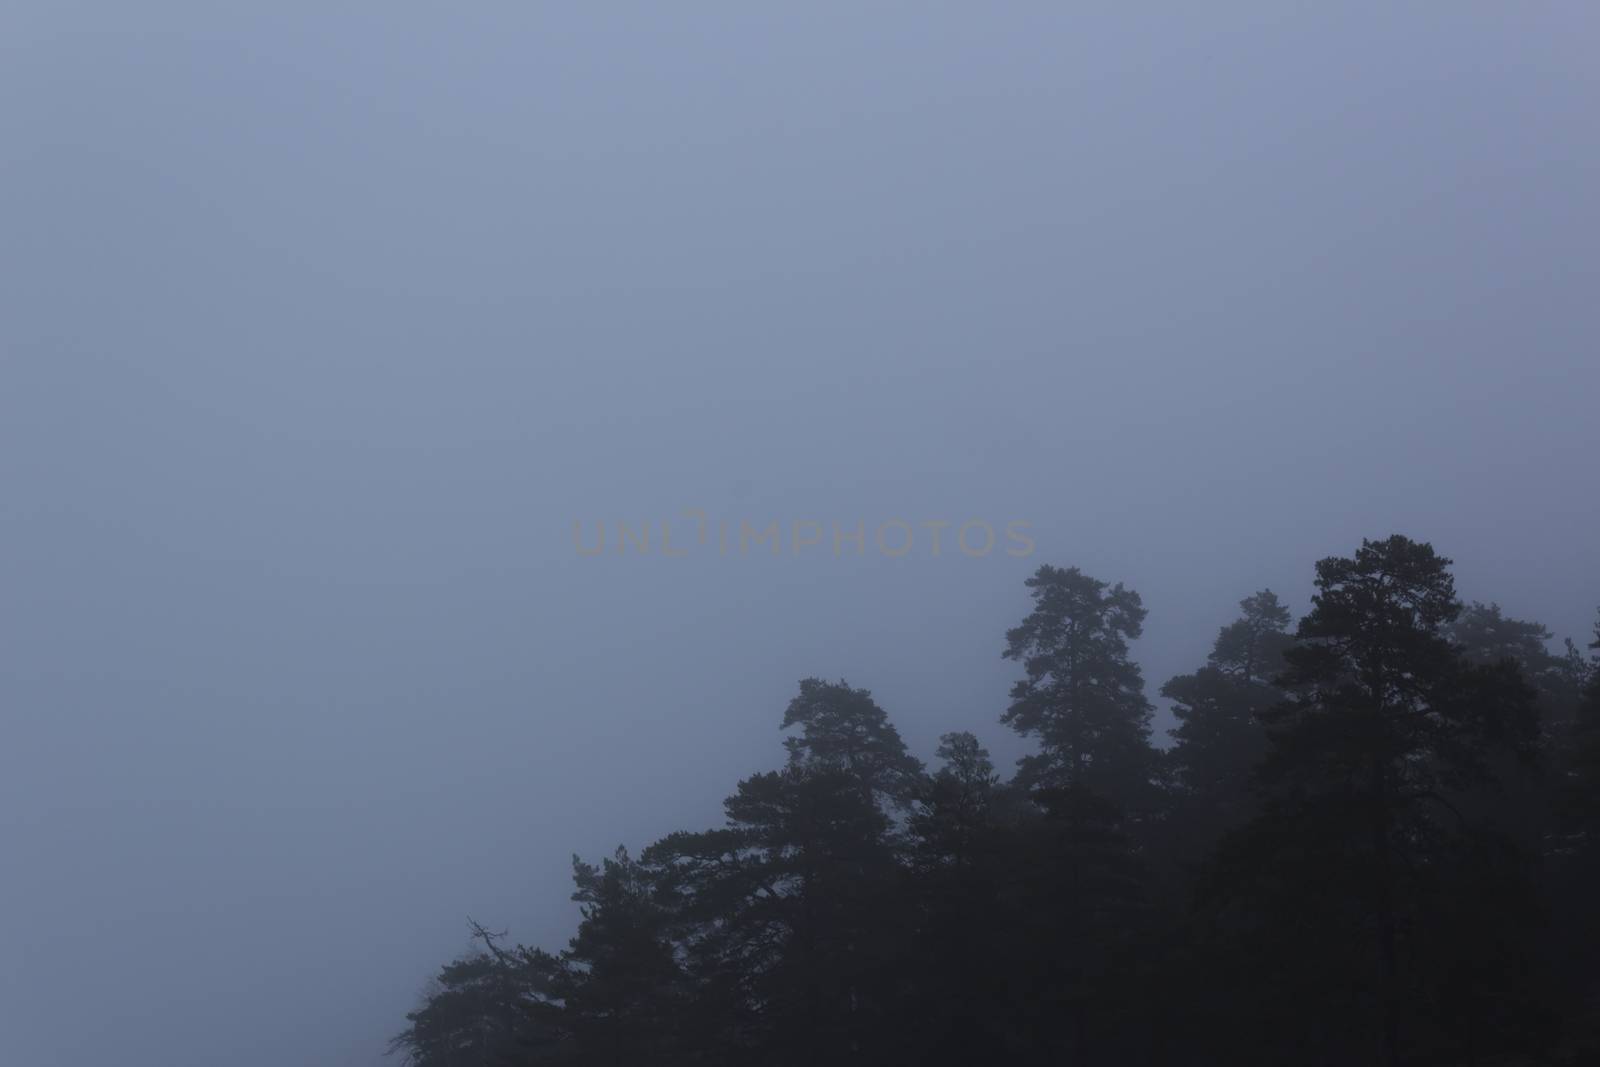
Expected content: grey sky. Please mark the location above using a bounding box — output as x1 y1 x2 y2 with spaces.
3 4 1596 1065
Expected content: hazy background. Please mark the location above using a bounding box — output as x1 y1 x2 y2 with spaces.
2 4 1596 1064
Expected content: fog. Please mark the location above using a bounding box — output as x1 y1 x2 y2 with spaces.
2 4 1596 1065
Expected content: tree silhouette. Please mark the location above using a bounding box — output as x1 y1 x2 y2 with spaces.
1001 564 1159 812
1221 536 1546 1064
781 678 924 810
389 924 565 1066
392 540 1597 1066
561 847 688 1065
1162 589 1293 859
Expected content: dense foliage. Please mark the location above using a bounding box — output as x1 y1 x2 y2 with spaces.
393 536 1600 1066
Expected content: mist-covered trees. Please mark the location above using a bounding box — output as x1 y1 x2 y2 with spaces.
1161 589 1293 855
560 847 687 1063
389 926 564 1066
780 678 924 809
1000 565 1159 811
1208 537 1548 1064
1545 612 1600 1058
1562 613 1600 840
393 538 1599 1067
636 682 919 1065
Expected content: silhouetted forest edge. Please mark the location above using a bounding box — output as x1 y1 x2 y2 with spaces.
392 535 1600 1066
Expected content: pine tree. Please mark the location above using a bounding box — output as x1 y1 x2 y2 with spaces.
1217 536 1546 1065
1162 589 1293 855
1448 600 1589 735
781 678 924 811
389 923 567 1066
1564 611 1600 840
646 767 906 1066
1001 564 1160 811
901 733 1029 1065
1544 610 1600 1058
644 680 919 1065
562 847 689 1065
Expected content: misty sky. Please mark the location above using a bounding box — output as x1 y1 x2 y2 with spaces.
3 4 1597 1065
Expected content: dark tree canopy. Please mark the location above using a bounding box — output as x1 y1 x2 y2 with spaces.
1001 564 1159 810
780 677 924 809
394 538 1600 1067
1225 537 1547 1065
1160 589 1294 859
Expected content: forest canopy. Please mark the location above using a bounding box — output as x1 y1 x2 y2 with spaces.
393 535 1600 1067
